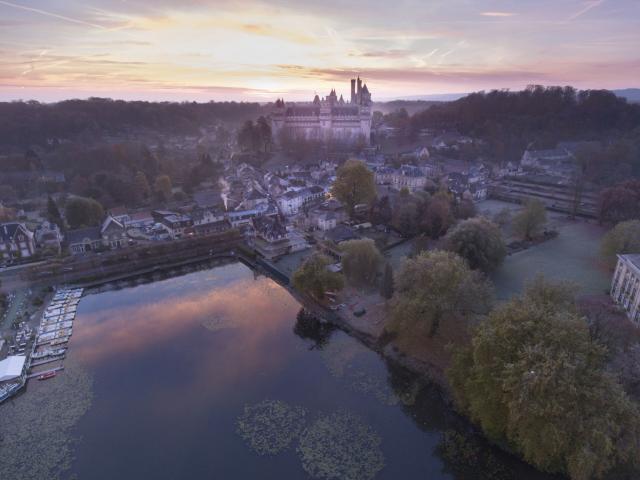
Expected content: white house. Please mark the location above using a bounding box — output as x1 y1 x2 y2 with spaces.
611 254 640 325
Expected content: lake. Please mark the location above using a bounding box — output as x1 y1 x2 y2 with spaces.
0 261 556 480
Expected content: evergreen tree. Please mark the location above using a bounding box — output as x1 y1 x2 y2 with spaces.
134 171 151 203
380 263 394 299
46 196 62 225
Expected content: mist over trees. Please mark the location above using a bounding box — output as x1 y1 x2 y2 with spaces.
408 86 640 173
0 98 261 147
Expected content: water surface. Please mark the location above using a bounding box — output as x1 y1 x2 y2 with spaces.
55 262 554 479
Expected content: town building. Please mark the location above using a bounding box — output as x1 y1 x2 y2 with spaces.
35 221 63 254
0 222 36 263
520 147 577 178
251 216 290 259
126 211 155 229
270 78 372 145
101 216 128 249
374 165 434 191
277 186 326 216
611 254 640 325
189 207 230 235
67 227 103 255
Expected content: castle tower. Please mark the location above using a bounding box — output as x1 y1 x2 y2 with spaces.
357 77 362 103
350 79 356 103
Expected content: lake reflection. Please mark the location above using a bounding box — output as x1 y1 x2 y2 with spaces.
65 262 552 480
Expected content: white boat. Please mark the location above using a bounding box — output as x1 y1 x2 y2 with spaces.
38 328 72 342
32 347 66 359
39 321 73 334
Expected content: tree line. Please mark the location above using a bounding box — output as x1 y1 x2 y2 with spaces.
0 98 261 147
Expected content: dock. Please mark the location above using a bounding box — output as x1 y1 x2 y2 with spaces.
30 357 64 367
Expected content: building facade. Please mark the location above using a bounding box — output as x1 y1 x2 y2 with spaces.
271 78 372 145
611 254 640 325
0 223 36 263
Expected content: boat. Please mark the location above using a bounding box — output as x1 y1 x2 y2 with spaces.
38 371 57 381
32 348 66 359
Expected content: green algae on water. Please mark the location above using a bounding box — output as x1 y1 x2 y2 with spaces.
297 411 385 480
0 358 94 480
236 399 307 455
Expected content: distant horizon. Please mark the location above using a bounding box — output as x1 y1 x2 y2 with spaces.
1 1 639 104
0 85 639 105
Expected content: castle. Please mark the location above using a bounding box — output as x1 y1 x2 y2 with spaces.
271 77 372 145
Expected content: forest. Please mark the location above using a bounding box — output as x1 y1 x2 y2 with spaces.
0 98 261 148
383 86 640 174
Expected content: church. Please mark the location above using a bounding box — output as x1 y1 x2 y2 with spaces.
270 77 372 145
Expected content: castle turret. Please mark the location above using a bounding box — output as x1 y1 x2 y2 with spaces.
350 79 356 103
357 76 362 103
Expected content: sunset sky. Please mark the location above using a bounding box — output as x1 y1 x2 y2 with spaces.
1 0 639 102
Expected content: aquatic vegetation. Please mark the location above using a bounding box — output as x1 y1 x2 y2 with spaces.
297 411 385 480
236 399 307 455
0 358 94 480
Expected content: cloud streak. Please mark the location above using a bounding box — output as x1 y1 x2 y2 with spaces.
0 0 637 101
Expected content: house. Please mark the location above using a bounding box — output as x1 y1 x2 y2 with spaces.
277 187 326 216
35 222 63 254
67 227 102 255
251 216 290 259
0 222 36 263
241 189 269 210
189 207 230 235
374 165 429 191
315 212 337 231
611 254 640 325
126 211 154 229
520 147 577 178
101 216 128 249
159 214 192 239
107 206 130 225
432 132 473 150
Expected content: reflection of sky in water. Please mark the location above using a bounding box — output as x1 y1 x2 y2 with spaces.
67 262 551 480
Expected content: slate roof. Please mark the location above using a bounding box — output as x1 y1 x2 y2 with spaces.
66 227 101 244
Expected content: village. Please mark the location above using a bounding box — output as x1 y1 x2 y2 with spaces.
1 109 638 405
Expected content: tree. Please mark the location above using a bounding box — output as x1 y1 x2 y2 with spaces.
492 207 511 226
154 174 172 202
512 199 547 240
389 250 493 337
421 194 453 238
599 180 640 224
340 239 383 287
449 277 640 480
600 220 640 268
369 196 392 225
134 171 151 203
256 116 272 153
444 217 506 273
292 254 344 301
46 196 62 225
455 199 476 220
392 202 419 237
331 159 376 216
379 263 394 299
64 196 104 229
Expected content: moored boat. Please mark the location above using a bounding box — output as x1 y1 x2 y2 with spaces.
38 371 56 380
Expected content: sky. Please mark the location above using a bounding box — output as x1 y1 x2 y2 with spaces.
0 0 639 103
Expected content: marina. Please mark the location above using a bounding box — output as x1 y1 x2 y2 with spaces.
29 287 83 379
0 287 84 404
